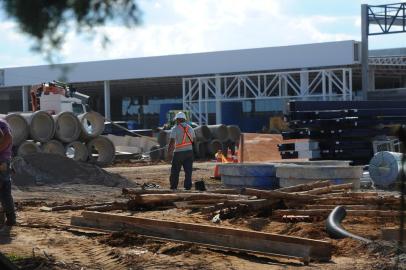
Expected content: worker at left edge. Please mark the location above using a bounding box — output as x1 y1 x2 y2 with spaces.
0 118 16 227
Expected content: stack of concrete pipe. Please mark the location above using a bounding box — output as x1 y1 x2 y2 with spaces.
1 111 115 166
157 124 241 160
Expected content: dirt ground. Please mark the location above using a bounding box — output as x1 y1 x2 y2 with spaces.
1 161 405 270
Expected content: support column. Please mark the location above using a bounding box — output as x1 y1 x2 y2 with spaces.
361 4 369 100
215 75 222 124
368 66 375 92
322 72 327 101
104 80 111 120
22 85 29 112
300 69 309 99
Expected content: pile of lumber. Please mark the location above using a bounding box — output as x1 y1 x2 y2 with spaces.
46 182 401 222
121 181 401 221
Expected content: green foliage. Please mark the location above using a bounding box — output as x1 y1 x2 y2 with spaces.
6 253 28 262
0 0 141 62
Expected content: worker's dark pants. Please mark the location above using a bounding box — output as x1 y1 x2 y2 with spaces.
170 150 193 190
0 161 16 225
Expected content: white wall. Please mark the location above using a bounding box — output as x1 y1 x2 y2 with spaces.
2 40 359 87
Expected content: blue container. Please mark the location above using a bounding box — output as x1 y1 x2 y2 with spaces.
221 102 242 125
219 163 280 190
159 103 182 126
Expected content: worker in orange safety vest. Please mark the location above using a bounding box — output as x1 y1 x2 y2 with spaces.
167 112 195 190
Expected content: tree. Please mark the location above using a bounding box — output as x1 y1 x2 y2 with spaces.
0 0 141 62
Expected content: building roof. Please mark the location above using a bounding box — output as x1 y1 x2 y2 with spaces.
1 40 359 87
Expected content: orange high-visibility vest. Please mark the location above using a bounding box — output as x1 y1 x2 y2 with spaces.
175 125 193 149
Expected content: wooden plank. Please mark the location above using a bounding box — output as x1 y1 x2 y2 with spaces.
315 197 400 205
276 180 331 193
122 188 198 195
299 183 353 195
242 188 318 201
72 211 332 261
274 209 402 217
128 193 251 206
304 205 392 210
70 219 309 265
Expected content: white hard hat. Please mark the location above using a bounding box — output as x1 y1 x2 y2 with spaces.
174 111 186 120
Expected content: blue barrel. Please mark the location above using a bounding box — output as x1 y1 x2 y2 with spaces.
219 163 279 189
159 103 182 126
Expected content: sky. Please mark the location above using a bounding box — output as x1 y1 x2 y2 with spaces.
1 0 406 68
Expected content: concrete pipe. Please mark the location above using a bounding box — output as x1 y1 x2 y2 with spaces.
22 111 56 142
4 113 29 146
78 111 105 139
194 141 207 159
208 124 228 142
194 125 211 142
65 141 89 162
42 140 65 156
17 141 41 156
227 125 241 142
54 111 81 143
208 139 223 155
87 136 115 166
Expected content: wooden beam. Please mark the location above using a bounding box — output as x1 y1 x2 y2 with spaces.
71 211 332 262
304 205 392 210
273 209 402 217
299 183 353 195
276 180 331 193
127 193 251 207
315 197 400 206
242 188 318 201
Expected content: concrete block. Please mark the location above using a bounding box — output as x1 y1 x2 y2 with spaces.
276 165 363 179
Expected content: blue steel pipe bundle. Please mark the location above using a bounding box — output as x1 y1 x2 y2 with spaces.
281 101 406 164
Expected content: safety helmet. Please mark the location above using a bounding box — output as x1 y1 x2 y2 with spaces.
174 111 187 120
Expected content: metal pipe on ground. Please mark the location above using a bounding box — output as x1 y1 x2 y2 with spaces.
86 136 115 166
42 140 65 156
17 141 41 156
4 113 29 146
227 125 241 142
326 206 371 243
208 139 223 155
54 111 81 143
22 111 55 142
208 124 228 142
78 111 105 140
194 125 211 142
66 141 89 162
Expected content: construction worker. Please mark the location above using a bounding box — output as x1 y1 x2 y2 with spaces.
168 112 195 190
0 119 16 227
